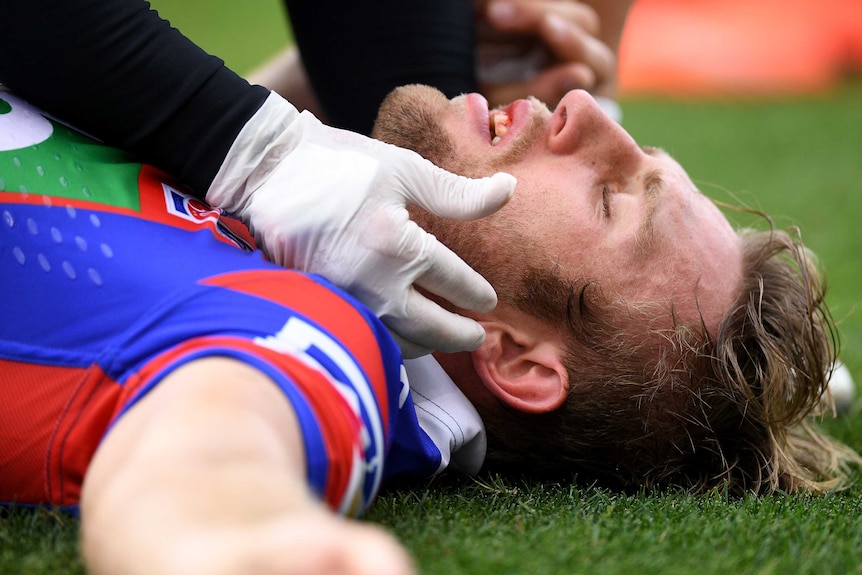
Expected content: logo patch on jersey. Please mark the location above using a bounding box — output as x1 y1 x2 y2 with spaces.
164 185 221 225
162 185 253 250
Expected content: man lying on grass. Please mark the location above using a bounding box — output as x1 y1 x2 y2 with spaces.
1 86 858 575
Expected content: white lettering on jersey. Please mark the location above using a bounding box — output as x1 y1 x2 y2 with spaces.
254 316 385 515
399 364 410 409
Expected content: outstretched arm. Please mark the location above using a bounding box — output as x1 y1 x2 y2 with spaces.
80 357 412 575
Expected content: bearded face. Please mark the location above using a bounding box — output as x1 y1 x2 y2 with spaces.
371 85 742 334
372 85 546 308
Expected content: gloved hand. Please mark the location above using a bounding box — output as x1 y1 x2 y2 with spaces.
207 92 516 358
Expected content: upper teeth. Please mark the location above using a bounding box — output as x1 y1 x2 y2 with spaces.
490 111 511 144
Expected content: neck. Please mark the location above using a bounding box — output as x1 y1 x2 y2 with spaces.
433 351 498 410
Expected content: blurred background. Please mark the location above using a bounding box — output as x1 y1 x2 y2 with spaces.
618 0 862 97
148 0 290 76
148 0 862 96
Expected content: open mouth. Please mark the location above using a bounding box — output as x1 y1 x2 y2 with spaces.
489 110 512 145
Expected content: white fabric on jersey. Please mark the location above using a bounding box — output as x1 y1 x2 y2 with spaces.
404 355 487 475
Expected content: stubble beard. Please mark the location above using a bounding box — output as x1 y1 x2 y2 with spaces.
372 85 462 170
371 85 550 309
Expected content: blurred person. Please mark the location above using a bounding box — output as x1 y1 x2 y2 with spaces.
255 0 633 134
2 84 858 575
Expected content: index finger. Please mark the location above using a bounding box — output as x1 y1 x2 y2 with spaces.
539 15 616 85
414 233 498 314
484 0 600 37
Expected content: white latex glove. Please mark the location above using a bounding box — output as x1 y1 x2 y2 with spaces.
207 92 516 358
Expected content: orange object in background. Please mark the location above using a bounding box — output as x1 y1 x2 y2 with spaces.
617 0 862 96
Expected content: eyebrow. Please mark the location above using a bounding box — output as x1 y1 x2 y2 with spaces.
640 145 664 157
634 168 664 256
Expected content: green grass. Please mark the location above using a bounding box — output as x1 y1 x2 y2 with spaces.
369 475 862 575
0 508 82 575
147 0 291 75
5 2 862 573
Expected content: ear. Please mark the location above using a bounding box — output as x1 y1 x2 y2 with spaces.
471 321 569 414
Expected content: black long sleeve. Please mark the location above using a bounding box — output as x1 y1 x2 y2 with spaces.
0 0 269 195
284 0 477 136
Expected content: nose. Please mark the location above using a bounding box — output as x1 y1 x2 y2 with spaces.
547 90 641 163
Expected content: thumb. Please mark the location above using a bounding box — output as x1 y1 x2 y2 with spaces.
402 162 517 220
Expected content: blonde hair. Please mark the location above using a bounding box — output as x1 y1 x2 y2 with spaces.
478 227 861 494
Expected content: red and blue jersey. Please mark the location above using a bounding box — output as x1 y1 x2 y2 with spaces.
0 90 443 515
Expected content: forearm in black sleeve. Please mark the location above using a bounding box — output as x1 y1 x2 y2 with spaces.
284 0 477 136
0 0 269 194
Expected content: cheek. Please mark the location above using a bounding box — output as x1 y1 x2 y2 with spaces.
475 156 608 262
502 180 567 240
439 140 493 178
453 137 551 179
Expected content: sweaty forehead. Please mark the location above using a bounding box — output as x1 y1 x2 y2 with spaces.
620 161 742 332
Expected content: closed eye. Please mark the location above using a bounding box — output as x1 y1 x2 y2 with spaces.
602 185 611 217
